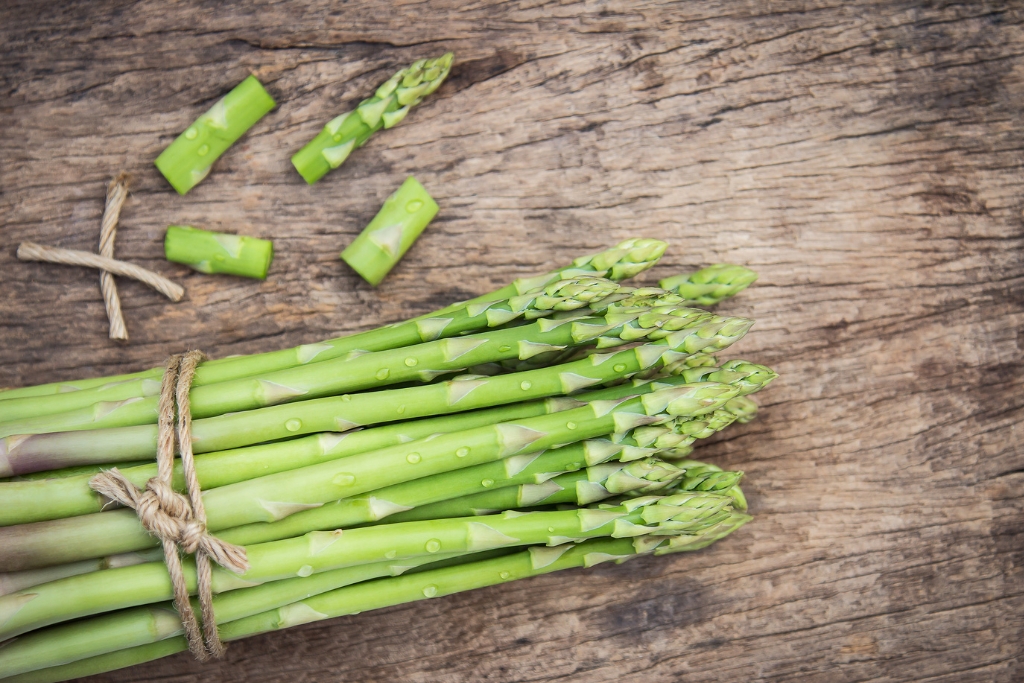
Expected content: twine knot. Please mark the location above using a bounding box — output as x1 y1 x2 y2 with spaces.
89 350 247 661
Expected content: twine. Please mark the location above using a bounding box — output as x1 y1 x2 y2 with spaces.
89 351 247 660
98 174 131 340
17 242 184 302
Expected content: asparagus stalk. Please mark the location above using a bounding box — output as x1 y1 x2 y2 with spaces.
0 378 763 570
0 275 622 429
660 264 758 306
0 378 763 592
0 490 739 645
0 549 487 678
0 238 666 405
0 379 760 601
4 518 752 683
0 315 753 476
154 75 276 195
385 457 693 522
164 226 274 279
1 361 700 527
292 53 453 184
3 303 725 437
341 176 438 285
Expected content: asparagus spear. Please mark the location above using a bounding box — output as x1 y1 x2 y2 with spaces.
0 490 739 646
0 378 762 571
292 53 453 184
341 176 438 286
3 303 724 437
0 275 621 428
660 264 758 306
4 516 753 683
0 238 666 405
385 457 693 522
0 315 753 476
1 361 703 527
0 380 758 599
154 75 276 195
164 226 274 279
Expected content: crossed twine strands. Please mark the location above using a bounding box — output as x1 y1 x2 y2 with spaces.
16 173 184 340
89 352 249 659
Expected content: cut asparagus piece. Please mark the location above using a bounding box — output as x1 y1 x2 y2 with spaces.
154 75 275 195
0 238 665 405
660 264 758 306
340 176 438 286
164 225 273 279
292 53 453 184
0 490 740 644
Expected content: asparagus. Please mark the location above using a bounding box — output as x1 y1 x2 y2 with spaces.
0 362 697 526
385 457 692 522
0 238 666 404
12 302 717 435
154 75 276 195
660 264 758 306
0 490 739 645
0 378 761 570
4 520 753 683
0 315 753 476
0 549 485 678
0 275 621 428
164 226 274 279
292 53 453 184
341 176 438 286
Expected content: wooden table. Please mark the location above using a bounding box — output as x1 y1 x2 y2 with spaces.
2 1 1022 681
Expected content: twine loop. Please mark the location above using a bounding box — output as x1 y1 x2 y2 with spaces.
89 350 247 660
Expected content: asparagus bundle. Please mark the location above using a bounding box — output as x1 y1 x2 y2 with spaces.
0 241 771 682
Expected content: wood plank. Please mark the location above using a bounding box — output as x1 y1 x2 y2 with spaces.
0 1 1021 681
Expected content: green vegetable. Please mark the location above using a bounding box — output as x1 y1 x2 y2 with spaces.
0 239 666 407
0 518 752 682
0 489 740 646
164 225 274 279
291 53 453 184
0 311 754 474
660 264 758 306
341 176 438 285
0 375 774 571
154 76 276 195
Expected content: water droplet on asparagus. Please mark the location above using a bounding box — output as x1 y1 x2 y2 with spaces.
332 472 356 486
422 584 438 597
385 550 398 559
407 452 421 463
184 128 198 140
614 364 626 372
406 199 424 212
566 421 577 430
425 539 441 553
520 381 532 390
456 447 469 457
376 368 390 380
499 571 511 579
481 479 494 487
404 357 418 366
285 419 302 432
498 345 511 352
297 565 313 577
197 144 210 156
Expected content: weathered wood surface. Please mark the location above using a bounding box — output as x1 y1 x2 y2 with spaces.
2 0 1023 681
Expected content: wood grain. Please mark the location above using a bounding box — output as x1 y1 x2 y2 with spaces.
1 0 1022 681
